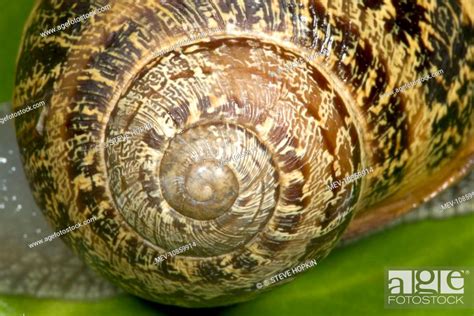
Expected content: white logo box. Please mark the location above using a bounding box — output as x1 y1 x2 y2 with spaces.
384 267 473 309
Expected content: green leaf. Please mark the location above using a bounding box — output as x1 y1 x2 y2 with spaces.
0 0 35 102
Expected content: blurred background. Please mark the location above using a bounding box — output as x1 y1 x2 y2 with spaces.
0 1 473 315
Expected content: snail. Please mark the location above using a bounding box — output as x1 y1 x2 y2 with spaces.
9 0 473 308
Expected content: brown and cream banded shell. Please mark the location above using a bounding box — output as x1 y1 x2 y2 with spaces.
12 0 474 307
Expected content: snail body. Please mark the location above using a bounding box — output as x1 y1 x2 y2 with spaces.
13 0 474 307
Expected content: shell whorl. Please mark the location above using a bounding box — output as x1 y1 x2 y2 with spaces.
12 0 474 308
96 37 359 273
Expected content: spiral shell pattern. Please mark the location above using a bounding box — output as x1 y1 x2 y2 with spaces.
13 0 474 307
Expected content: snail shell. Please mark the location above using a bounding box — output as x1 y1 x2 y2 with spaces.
13 0 474 307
